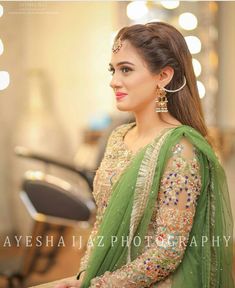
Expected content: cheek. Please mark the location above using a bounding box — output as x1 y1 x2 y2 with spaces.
125 74 156 103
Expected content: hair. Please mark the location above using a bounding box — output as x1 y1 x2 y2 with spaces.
114 22 214 148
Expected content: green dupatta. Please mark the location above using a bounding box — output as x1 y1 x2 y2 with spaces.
80 125 234 287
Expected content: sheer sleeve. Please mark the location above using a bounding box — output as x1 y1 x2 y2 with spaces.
89 136 202 287
78 126 124 278
78 210 101 278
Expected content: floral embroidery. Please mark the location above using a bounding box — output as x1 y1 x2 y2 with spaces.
159 156 201 209
79 123 202 288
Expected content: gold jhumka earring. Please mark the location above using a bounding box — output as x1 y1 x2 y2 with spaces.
155 86 168 113
155 76 187 113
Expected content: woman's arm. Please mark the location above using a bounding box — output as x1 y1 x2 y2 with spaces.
77 206 102 278
78 125 124 277
89 137 202 288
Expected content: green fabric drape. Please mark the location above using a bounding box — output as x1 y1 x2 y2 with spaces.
80 125 234 288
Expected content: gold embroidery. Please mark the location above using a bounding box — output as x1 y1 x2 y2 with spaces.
80 123 202 288
127 128 174 263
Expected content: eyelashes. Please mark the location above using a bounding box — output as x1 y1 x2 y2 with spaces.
108 67 114 73
108 66 132 75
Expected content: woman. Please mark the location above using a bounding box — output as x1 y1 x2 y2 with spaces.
56 22 234 288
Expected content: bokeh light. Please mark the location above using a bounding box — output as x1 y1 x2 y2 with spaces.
208 76 218 93
185 36 201 54
0 39 4 55
197 80 206 99
160 1 179 9
0 71 10 91
192 58 202 77
127 1 149 20
0 4 3 17
179 12 198 30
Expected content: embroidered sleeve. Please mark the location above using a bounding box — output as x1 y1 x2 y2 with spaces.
79 125 126 276
89 137 202 287
78 210 101 277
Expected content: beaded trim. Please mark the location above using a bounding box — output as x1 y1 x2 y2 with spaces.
127 128 175 263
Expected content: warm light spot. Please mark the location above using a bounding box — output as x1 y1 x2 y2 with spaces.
179 12 198 30
208 77 218 93
197 81 206 99
209 50 218 69
209 2 218 13
0 5 3 17
0 39 4 55
192 58 202 77
160 1 179 9
185 36 201 54
127 1 149 20
0 71 10 91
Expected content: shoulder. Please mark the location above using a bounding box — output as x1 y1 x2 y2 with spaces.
107 122 134 143
160 136 201 197
172 136 197 160
167 125 204 157
100 122 134 157
172 124 205 141
164 136 201 180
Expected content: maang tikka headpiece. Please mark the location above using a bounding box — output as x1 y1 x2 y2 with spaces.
112 38 123 53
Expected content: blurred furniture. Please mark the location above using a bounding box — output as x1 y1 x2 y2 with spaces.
0 115 130 287
0 148 96 288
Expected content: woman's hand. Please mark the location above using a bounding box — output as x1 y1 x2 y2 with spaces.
54 279 81 288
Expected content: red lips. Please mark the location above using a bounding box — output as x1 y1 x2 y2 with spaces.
115 92 127 100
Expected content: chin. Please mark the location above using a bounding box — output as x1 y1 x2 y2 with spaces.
116 103 133 112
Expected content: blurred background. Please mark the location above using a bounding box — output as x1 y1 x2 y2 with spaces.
0 1 234 287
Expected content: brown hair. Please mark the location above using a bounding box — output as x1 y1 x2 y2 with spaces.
114 22 214 147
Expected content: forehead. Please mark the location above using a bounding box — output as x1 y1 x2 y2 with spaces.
110 40 145 66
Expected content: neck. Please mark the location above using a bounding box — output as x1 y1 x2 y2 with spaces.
133 105 175 137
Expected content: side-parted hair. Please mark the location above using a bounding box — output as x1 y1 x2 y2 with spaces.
114 22 214 147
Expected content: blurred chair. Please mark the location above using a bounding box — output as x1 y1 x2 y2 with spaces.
0 149 96 288
0 114 132 287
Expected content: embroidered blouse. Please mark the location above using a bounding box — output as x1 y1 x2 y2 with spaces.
79 122 202 288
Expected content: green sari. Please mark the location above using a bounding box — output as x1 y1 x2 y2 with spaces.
80 125 234 287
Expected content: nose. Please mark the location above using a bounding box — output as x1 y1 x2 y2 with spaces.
109 74 122 90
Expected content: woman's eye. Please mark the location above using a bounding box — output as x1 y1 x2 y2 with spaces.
121 67 131 73
108 66 132 75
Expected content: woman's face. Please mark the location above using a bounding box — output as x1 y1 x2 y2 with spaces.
109 40 160 113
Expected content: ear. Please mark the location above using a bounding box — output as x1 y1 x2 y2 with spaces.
158 66 174 88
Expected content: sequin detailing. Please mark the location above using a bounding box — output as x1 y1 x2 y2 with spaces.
79 123 202 288
159 156 201 209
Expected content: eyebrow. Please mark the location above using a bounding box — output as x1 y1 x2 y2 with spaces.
109 61 135 67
